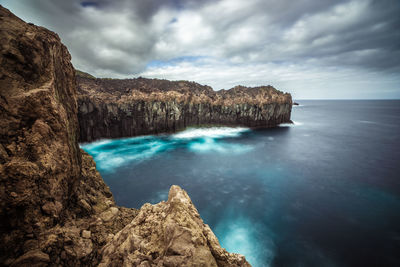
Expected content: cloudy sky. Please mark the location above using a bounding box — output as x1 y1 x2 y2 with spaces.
1 0 399 99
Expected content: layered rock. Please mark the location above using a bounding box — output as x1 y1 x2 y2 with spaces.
0 6 249 266
77 74 292 142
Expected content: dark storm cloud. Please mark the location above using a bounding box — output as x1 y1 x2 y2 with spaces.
0 0 220 76
1 0 399 97
2 0 399 72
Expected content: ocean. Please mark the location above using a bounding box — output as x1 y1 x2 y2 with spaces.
81 100 400 267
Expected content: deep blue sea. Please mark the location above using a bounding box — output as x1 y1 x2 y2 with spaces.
81 100 400 267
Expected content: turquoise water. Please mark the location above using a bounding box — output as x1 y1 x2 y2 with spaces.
81 100 400 266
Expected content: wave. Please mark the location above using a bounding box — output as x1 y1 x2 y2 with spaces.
81 127 253 173
214 209 275 267
188 137 253 154
172 127 250 139
279 121 303 127
81 138 172 173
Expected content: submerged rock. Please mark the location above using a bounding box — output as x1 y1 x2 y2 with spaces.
77 74 293 142
0 5 250 266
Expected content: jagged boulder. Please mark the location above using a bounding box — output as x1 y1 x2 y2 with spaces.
100 185 250 267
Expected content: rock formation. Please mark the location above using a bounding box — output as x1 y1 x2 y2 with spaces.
100 185 249 267
0 5 250 266
77 74 292 142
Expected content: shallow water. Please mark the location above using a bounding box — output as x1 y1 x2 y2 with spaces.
81 100 400 267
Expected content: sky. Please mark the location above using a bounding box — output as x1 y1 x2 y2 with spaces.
1 0 399 99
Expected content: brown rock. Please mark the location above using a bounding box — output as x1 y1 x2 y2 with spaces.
23 239 39 252
11 250 50 267
41 201 62 217
0 4 80 262
64 237 93 259
100 207 119 222
81 230 91 239
99 185 251 267
78 199 92 213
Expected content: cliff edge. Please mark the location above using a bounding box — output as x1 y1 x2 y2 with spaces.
77 74 292 142
0 5 249 266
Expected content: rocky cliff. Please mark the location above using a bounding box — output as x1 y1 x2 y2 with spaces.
77 74 292 142
0 6 250 266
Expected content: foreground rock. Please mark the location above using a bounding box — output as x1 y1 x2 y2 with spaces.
77 73 292 142
100 186 250 267
0 5 250 266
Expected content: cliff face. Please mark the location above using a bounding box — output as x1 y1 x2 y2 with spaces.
0 4 81 259
77 75 292 142
0 6 137 265
0 6 249 266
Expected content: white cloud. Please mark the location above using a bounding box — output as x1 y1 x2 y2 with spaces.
141 57 400 99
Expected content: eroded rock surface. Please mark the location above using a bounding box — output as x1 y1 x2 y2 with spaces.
0 6 137 266
77 74 292 142
0 5 250 266
100 185 250 267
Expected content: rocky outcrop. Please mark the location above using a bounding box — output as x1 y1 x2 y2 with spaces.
0 5 249 266
77 75 292 142
100 185 250 267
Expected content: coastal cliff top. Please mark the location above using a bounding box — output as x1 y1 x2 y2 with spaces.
76 71 292 105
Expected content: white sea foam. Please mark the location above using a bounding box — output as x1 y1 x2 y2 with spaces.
188 138 253 154
279 120 303 127
81 127 252 173
81 138 172 173
173 127 249 139
215 214 275 267
99 156 126 171
80 139 112 150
